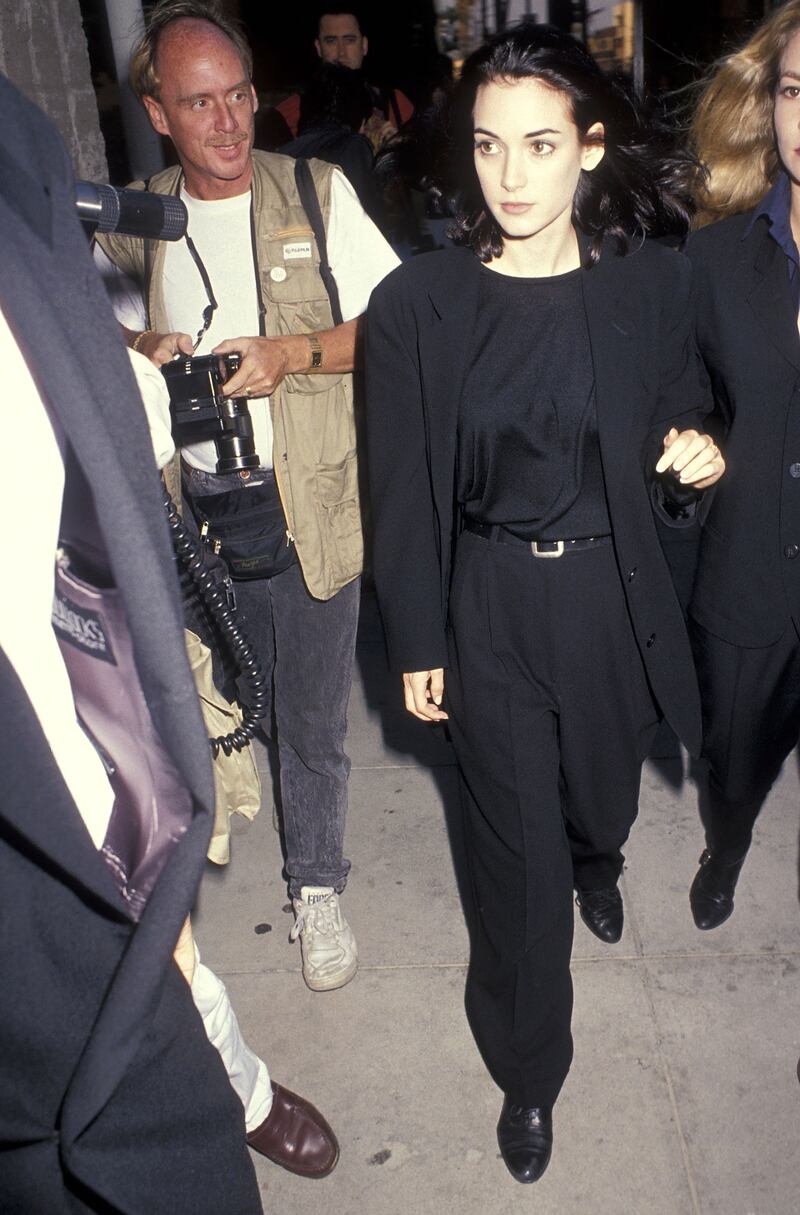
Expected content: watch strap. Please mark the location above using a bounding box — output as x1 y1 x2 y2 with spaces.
307 333 323 370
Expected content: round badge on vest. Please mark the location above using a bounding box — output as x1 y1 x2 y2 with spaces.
270 266 287 283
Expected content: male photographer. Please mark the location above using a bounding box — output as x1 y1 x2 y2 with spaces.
96 0 398 993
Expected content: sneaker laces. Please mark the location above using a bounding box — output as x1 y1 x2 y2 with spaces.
290 894 340 941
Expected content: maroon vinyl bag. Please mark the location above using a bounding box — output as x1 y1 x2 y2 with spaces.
53 550 193 920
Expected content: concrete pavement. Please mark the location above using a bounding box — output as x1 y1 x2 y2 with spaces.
193 593 800 1215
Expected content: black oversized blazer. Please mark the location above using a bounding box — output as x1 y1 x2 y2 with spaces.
365 240 710 757
0 76 257 1213
687 211 800 648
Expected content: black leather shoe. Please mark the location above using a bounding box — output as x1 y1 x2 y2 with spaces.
497 1097 553 1183
690 849 746 931
246 1082 339 1178
575 885 623 943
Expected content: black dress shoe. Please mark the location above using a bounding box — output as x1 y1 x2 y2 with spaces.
690 849 746 931
246 1082 339 1178
497 1097 553 1183
575 885 623 943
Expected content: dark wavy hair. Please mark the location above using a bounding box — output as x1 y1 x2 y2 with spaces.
298 64 373 133
447 23 696 265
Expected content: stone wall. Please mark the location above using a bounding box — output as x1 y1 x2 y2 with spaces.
0 0 107 180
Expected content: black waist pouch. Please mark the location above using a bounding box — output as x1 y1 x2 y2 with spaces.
186 475 296 581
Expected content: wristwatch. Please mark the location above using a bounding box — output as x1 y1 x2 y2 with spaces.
307 333 323 370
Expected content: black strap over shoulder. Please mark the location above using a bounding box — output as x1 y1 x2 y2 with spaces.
142 175 154 329
293 158 344 327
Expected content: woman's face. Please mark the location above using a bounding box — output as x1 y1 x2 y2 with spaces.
774 28 800 182
472 76 603 245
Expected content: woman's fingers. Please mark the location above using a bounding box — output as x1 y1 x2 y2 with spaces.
656 428 703 473
655 429 722 484
677 444 724 486
403 670 449 722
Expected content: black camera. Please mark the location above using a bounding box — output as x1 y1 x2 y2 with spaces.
161 353 260 474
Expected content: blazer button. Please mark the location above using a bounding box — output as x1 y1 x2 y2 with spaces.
785 544 799 559
628 567 637 582
646 633 656 648
790 463 800 479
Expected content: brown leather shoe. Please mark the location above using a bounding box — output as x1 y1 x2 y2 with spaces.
246 1082 339 1178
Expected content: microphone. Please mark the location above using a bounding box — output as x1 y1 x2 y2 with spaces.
75 181 187 241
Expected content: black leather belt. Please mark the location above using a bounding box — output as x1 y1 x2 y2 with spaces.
463 519 612 559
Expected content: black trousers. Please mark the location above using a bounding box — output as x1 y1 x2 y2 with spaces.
689 617 800 862
445 532 660 1108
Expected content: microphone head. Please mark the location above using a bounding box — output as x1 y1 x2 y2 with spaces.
75 181 188 241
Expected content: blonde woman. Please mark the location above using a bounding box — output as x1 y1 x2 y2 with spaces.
686 1 800 929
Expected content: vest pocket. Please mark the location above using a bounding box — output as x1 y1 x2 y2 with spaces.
315 454 362 578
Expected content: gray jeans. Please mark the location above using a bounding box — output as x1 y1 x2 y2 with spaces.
183 464 358 896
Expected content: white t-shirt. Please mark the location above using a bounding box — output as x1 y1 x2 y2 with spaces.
0 306 115 847
97 168 399 473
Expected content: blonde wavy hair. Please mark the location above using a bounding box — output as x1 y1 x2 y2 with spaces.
690 0 800 226
129 0 253 102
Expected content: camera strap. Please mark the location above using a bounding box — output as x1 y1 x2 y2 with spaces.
141 173 225 349
143 177 153 329
184 233 219 351
293 158 344 327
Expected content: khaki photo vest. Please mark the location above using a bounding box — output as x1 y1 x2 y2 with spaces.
98 151 362 601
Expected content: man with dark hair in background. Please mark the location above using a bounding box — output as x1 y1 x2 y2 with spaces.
275 6 414 145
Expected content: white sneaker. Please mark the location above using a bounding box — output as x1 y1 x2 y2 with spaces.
290 886 358 991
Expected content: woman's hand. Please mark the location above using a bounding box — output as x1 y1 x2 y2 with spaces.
403 670 449 722
655 427 725 490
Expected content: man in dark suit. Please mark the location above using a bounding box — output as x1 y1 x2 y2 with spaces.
0 72 263 1213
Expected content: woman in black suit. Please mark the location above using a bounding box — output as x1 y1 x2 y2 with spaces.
685 1 800 931
366 24 722 1183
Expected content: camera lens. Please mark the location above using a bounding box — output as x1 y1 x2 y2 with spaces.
216 395 260 473
216 432 260 474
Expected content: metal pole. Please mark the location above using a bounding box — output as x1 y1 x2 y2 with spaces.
633 0 644 97
104 0 165 180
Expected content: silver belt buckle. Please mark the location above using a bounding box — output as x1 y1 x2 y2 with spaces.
532 540 565 559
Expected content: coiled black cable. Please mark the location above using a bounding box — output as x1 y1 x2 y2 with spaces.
163 486 269 759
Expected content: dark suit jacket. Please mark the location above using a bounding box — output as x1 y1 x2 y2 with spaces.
687 212 800 647
0 76 260 1214
365 241 709 756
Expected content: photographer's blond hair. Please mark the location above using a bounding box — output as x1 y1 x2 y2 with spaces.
129 0 253 102
690 1 800 226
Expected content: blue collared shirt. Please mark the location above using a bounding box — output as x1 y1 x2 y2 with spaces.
746 172 800 310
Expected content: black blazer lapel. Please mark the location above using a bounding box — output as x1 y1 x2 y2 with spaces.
422 248 482 463
0 76 56 246
0 649 130 916
0 137 54 246
746 221 800 374
0 190 211 804
420 249 482 592
580 244 643 485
